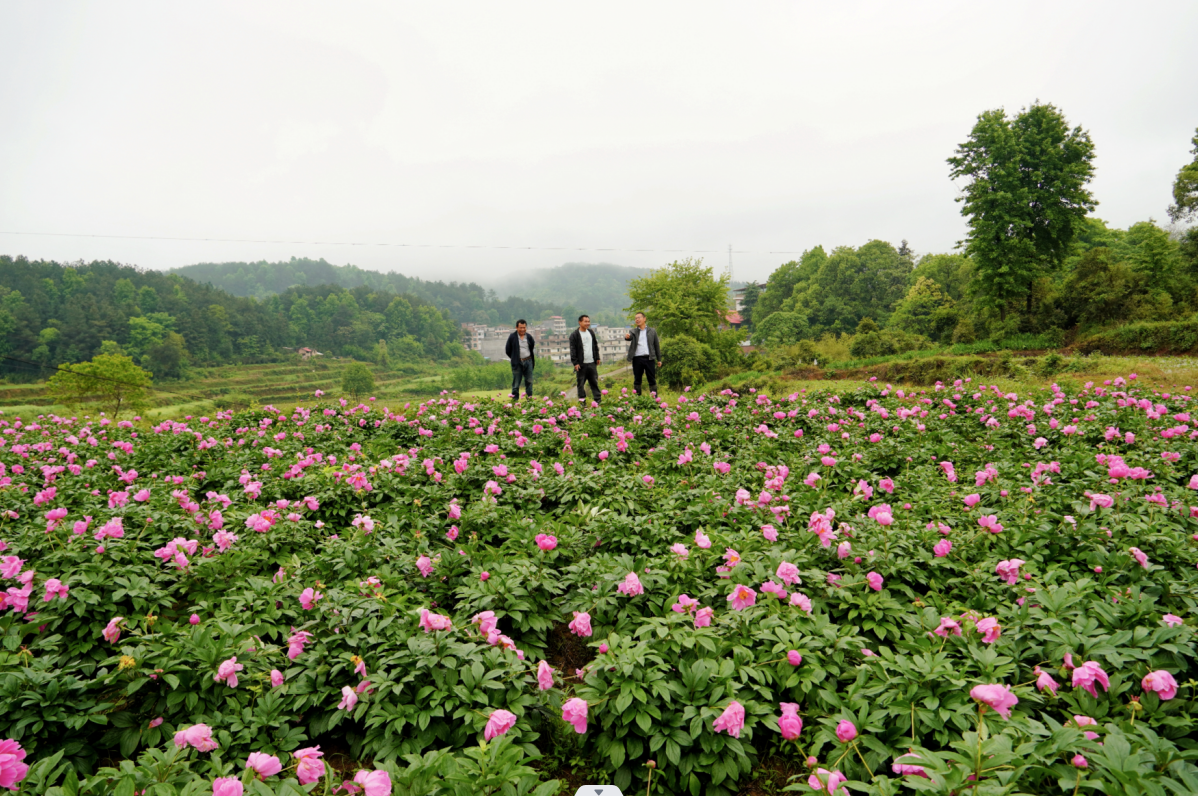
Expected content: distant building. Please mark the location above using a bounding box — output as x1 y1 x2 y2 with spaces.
297 347 323 360
732 284 766 313
548 315 567 334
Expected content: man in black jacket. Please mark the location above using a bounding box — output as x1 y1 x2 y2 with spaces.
504 319 535 403
569 314 602 406
624 311 662 396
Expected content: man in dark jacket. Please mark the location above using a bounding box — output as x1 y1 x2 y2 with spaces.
624 311 662 396
569 314 602 406
504 319 535 403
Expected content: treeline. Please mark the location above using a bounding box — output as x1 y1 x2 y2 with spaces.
174 257 558 327
0 256 470 381
746 109 1198 357
748 219 1198 357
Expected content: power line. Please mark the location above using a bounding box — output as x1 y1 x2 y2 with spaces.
0 230 813 256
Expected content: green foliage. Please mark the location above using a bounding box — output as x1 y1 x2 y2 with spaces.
948 102 1097 317
341 362 376 398
1076 318 1198 355
848 329 932 359
658 335 719 388
1168 127 1198 223
889 277 959 342
42 353 154 417
752 312 809 347
625 258 730 344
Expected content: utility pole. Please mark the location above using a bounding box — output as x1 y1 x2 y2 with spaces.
727 244 733 284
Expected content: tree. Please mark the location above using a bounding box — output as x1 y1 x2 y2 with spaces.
738 283 761 330
625 258 729 343
948 103 1096 319
751 311 809 346
145 332 189 379
657 335 718 389
43 354 153 418
341 362 375 399
889 277 959 341
1168 128 1198 223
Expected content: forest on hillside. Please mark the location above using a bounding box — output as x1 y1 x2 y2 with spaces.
174 258 559 327
0 257 470 382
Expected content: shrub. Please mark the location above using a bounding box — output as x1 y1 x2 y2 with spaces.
341 362 376 398
659 335 719 388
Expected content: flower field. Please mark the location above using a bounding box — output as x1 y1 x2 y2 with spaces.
2 376 1198 796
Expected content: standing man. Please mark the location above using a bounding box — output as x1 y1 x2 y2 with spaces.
624 311 662 396
569 314 602 406
505 319 535 403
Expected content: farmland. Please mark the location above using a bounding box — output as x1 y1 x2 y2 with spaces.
1 370 1197 795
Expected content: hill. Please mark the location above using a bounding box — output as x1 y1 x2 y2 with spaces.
171 257 558 327
0 256 466 381
489 262 652 325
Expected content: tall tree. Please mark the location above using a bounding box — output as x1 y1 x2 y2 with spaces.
625 258 729 342
947 103 1096 319
1168 128 1198 223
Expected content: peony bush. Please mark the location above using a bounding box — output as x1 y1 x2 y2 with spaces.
1 376 1197 795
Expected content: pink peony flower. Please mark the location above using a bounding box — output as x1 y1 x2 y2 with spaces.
975 617 1001 643
1163 614 1184 627
213 777 243 796
483 709 517 740
1129 547 1149 569
1034 666 1059 696
693 606 714 628
299 588 322 610
569 611 592 637
102 616 123 644
535 534 557 551
776 561 801 586
778 703 802 740
670 543 689 559
288 630 312 659
214 656 243 688
617 572 644 596
271 669 285 688
933 617 961 637
174 724 219 752
418 609 452 633
562 698 588 733
788 650 803 666
695 530 712 549
970 684 1018 719
892 754 929 778
727 584 757 610
1142 670 1178 700
866 572 883 591
293 747 325 785
712 701 745 738
0 739 30 791
995 559 1025 585
338 686 358 711
537 660 554 691
246 752 283 779
963 493 980 508
352 770 391 796
835 720 857 742
808 768 847 794
1072 661 1110 698
933 538 952 557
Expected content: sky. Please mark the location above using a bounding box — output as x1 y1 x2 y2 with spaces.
2 0 1196 286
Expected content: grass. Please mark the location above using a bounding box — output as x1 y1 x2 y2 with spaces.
5 354 1197 424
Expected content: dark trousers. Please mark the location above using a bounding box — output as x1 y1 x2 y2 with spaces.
511 359 534 400
632 356 657 395
576 362 601 403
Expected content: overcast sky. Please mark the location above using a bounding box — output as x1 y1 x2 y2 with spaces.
2 1 1196 286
